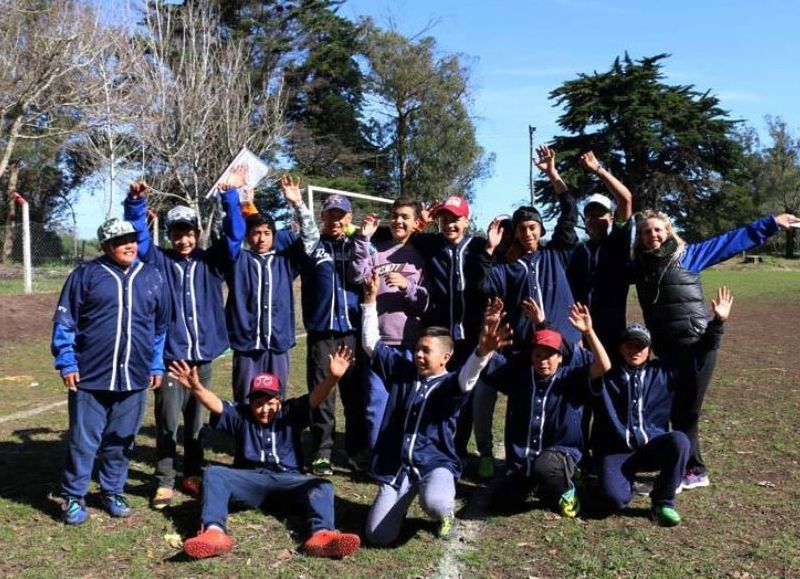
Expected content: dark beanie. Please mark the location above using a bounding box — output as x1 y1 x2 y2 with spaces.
245 213 276 235
511 206 546 236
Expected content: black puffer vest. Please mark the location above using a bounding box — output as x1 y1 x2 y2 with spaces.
634 247 708 355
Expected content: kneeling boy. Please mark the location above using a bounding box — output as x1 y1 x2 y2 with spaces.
168 350 361 559
590 287 733 526
361 273 492 544
479 298 611 517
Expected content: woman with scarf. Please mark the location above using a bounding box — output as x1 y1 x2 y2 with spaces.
631 210 798 490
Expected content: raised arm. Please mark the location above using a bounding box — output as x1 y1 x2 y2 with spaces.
169 360 224 415
698 286 733 352
123 181 153 258
579 151 633 221
309 345 354 409
535 145 567 195
568 303 611 379
280 174 319 256
360 271 381 357
460 298 511 392
548 189 579 252
351 214 379 282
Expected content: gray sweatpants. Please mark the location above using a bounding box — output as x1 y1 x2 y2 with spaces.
365 467 455 546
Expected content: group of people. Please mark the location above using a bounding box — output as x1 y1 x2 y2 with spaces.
51 147 798 560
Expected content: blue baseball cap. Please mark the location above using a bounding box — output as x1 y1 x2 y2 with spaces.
322 195 352 213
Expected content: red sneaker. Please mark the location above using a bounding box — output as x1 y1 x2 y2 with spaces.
303 530 361 559
180 476 202 498
184 527 235 559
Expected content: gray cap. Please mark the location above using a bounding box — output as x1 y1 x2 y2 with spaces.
97 218 136 245
620 323 651 346
166 205 199 230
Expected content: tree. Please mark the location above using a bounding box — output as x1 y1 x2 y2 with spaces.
360 19 491 202
754 117 800 258
133 1 286 246
538 53 742 233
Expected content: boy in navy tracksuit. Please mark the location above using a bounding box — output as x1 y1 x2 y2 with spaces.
410 194 488 459
225 175 318 402
361 272 492 544
300 194 367 475
167 350 361 559
475 145 579 477
52 218 170 524
590 287 733 526
124 179 244 508
479 298 611 517
566 151 634 350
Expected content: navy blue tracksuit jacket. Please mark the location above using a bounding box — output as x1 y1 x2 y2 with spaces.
479 192 580 348
124 191 244 362
481 348 593 475
52 256 171 391
226 202 318 353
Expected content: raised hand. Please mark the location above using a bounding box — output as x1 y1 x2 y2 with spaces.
477 311 513 356
568 302 593 334
219 164 248 192
360 213 380 238
534 145 557 175
168 360 201 391
328 345 355 380
484 297 505 326
418 201 439 229
486 217 504 253
129 180 148 200
521 297 545 325
775 213 800 230
579 151 601 173
710 286 734 322
363 270 380 304
279 174 303 207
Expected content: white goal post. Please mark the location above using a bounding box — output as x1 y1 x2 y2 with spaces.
306 185 394 215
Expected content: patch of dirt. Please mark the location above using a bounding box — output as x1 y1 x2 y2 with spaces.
0 293 58 342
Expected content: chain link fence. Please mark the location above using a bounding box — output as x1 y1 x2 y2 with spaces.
0 222 100 294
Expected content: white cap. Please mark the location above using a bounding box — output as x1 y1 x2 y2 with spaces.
584 193 613 213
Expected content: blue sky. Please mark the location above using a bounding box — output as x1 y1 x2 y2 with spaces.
75 0 800 236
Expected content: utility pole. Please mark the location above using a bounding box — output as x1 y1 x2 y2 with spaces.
528 125 537 205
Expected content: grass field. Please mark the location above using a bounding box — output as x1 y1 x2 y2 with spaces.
0 267 798 577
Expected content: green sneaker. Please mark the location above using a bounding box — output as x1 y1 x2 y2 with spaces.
437 514 455 539
477 456 495 479
311 458 333 476
652 505 682 527
558 487 580 518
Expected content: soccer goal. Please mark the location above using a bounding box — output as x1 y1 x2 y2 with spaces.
306 185 395 222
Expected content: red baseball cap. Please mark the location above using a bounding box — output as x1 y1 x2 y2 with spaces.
248 373 281 400
432 195 470 219
532 328 563 353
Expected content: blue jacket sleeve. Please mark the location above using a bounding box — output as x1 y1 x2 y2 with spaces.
150 271 172 375
548 191 579 257
222 189 246 261
51 268 84 375
52 323 79 376
480 352 515 395
682 215 780 273
123 196 153 260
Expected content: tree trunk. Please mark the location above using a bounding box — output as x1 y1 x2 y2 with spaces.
785 228 796 259
1 163 20 263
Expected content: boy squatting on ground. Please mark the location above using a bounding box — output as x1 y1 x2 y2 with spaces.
478 297 611 518
360 272 493 545
350 200 429 450
226 174 319 403
53 218 171 524
167 350 361 559
124 179 245 509
590 287 734 526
